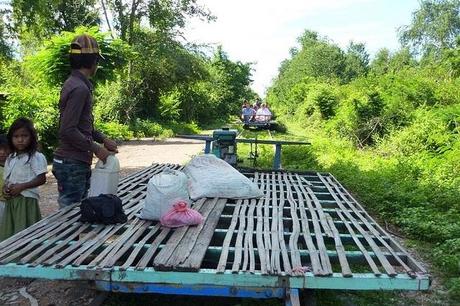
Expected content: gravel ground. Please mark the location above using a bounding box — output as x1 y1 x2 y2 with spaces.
0 138 204 306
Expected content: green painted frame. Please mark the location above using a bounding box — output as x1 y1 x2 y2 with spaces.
0 264 430 291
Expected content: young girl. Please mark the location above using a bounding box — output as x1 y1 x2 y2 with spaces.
0 118 47 240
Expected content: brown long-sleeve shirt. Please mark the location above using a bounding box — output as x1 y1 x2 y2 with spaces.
54 70 105 165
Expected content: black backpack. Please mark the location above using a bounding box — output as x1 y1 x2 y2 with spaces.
79 194 127 224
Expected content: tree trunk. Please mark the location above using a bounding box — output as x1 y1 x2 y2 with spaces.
100 0 114 39
127 0 140 45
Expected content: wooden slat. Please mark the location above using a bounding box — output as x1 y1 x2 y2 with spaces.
317 174 396 276
336 209 381 276
283 173 302 276
290 173 332 275
328 174 427 274
120 224 161 270
101 221 152 268
255 173 268 275
29 224 91 267
136 228 170 270
165 198 220 268
0 215 81 263
153 198 208 270
45 225 106 266
326 214 352 277
326 176 414 276
19 222 86 264
276 172 292 275
247 199 257 273
231 199 248 273
262 172 273 274
287 174 323 275
270 172 282 274
176 199 227 271
298 174 333 237
217 200 242 273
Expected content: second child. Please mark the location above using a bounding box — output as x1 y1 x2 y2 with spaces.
0 118 47 240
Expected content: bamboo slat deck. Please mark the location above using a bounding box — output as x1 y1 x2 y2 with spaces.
0 163 430 291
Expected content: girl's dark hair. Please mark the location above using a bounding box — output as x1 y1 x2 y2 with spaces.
7 117 38 159
69 53 99 69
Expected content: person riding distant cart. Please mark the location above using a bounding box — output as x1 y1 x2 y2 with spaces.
241 101 255 124
255 103 272 122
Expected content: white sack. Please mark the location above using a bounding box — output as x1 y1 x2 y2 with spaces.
139 167 190 221
183 154 264 200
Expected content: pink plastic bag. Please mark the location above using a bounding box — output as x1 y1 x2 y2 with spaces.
160 201 204 228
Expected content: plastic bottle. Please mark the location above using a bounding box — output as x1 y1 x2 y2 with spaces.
88 155 120 197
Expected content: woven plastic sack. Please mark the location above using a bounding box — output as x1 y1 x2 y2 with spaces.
139 167 190 221
183 154 264 200
160 201 203 228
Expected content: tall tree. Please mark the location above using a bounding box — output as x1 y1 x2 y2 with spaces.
106 0 214 45
370 48 391 75
0 9 12 61
11 0 100 39
399 0 460 56
343 41 370 81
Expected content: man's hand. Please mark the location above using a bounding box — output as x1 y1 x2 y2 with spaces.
95 146 112 163
103 138 118 153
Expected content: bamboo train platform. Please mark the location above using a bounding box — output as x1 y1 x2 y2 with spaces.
0 163 430 305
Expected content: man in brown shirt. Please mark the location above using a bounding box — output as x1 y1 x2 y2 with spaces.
52 34 118 208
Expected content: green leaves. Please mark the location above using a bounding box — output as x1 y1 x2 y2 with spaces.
25 26 132 87
399 0 460 57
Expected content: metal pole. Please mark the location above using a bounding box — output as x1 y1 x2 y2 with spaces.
274 143 282 169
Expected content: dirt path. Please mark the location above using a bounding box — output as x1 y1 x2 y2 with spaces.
0 138 204 306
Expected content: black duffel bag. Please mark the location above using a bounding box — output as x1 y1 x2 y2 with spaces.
79 194 127 224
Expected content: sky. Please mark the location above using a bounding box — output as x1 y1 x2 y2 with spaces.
183 0 421 97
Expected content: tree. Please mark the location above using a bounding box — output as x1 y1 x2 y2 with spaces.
343 41 370 82
370 48 391 75
105 0 214 45
11 0 100 39
0 9 12 61
399 0 460 56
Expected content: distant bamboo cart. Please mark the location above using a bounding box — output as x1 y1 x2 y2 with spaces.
0 164 429 305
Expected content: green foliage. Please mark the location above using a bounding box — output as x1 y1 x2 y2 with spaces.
11 0 100 38
399 0 460 56
25 26 132 87
130 119 170 138
0 10 12 61
158 88 182 121
129 119 199 138
147 0 215 35
343 42 369 81
0 63 59 157
95 121 133 140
